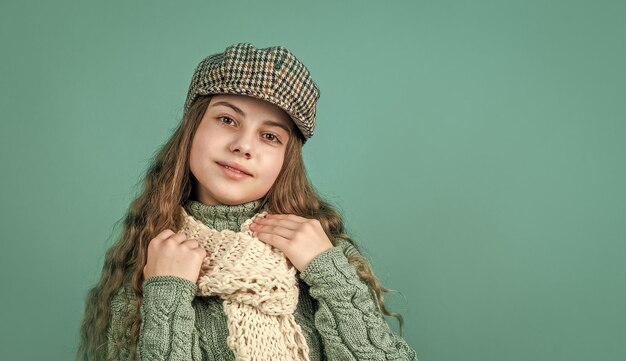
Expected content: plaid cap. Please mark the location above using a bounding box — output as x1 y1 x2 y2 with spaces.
184 43 321 142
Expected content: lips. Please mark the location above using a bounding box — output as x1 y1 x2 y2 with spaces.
217 161 253 176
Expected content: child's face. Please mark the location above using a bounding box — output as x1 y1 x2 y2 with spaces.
189 94 293 205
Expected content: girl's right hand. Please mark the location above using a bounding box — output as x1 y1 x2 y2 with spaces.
143 229 207 284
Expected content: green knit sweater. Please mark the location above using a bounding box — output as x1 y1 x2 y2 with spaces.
107 199 418 360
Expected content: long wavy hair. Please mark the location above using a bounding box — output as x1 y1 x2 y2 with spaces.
77 94 404 361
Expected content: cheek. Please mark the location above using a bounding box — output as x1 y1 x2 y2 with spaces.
188 141 203 168
189 136 216 172
261 153 285 183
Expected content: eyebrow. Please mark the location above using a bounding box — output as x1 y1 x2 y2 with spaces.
210 101 292 135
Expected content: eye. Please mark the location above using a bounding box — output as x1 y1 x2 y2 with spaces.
218 116 235 126
263 132 281 144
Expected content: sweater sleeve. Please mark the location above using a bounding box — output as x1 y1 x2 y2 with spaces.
299 242 418 361
107 275 202 361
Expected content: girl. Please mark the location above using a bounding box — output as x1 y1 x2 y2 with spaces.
78 42 418 361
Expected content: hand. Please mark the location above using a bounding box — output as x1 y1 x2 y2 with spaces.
249 214 333 272
143 229 207 283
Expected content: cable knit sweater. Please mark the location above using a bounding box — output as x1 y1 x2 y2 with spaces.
107 199 418 360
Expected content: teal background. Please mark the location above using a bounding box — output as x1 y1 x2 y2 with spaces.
1 0 624 360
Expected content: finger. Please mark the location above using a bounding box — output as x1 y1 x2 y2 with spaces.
254 216 302 230
181 239 201 249
155 229 176 241
256 232 290 251
252 223 297 240
194 247 207 257
167 232 188 244
264 213 309 223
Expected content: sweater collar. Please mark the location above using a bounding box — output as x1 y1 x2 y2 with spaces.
182 198 264 232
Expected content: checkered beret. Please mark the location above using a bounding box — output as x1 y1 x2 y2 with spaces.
184 43 321 142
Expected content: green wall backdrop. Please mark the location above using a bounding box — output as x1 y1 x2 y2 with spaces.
1 1 624 360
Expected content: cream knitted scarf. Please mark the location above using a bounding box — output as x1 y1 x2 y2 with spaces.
178 206 310 361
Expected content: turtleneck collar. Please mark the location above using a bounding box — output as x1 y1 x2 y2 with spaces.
183 198 264 232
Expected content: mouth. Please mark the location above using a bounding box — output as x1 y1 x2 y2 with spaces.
216 161 253 177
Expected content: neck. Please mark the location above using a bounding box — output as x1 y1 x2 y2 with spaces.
183 198 263 232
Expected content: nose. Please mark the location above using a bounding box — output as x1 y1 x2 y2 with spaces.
229 130 255 158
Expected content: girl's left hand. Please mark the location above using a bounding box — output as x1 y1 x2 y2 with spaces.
249 214 334 272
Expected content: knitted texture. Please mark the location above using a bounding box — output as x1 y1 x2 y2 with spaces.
178 207 310 361
103 199 419 360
